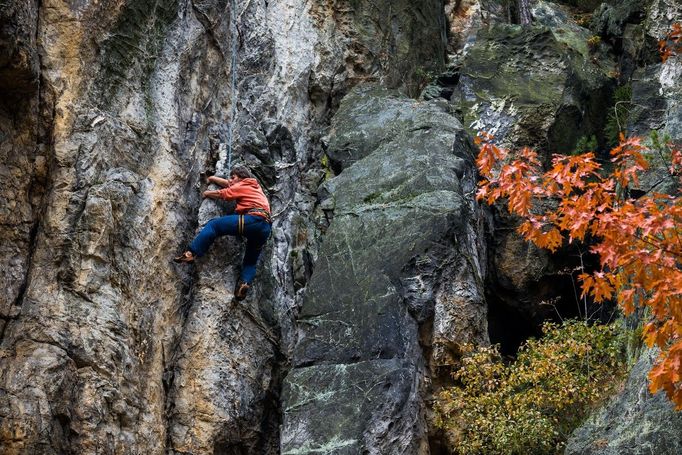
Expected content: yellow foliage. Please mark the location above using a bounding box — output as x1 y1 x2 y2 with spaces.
434 320 628 455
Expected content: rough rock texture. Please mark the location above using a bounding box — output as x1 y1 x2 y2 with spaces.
2 0 680 453
455 1 615 154
629 44 682 145
0 0 39 94
591 0 648 40
0 0 43 344
566 349 682 455
626 56 682 196
308 0 447 107
444 0 505 53
624 0 682 142
0 0 451 453
448 3 616 341
1 0 233 452
281 85 488 454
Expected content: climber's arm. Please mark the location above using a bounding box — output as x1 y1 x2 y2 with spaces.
208 175 232 187
203 175 241 200
202 190 223 199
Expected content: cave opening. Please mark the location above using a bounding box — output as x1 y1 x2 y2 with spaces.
486 254 618 358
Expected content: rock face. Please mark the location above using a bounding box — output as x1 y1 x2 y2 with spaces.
455 1 614 154
308 0 447 102
0 0 451 453
0 0 39 94
565 3 682 450
565 349 682 455
1 0 234 451
0 0 43 346
281 85 487 454
447 1 619 344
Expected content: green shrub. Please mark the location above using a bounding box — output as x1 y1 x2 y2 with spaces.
434 320 628 455
574 135 598 154
587 35 602 50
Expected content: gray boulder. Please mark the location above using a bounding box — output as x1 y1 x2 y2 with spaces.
566 349 682 455
455 16 614 154
281 85 488 453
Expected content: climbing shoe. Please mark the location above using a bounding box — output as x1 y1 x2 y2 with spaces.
234 280 250 301
173 251 195 263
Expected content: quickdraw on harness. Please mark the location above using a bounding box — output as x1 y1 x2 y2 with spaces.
238 214 245 236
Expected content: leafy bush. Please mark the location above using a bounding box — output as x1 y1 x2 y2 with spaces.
574 134 598 154
587 35 602 50
434 320 628 455
476 132 682 406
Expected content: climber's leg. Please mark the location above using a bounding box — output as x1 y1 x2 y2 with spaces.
188 215 240 257
234 216 272 300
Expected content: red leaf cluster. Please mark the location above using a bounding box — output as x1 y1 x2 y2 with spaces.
476 133 682 409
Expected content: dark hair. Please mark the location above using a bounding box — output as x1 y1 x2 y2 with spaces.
230 165 253 179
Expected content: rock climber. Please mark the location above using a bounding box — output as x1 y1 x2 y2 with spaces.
174 165 272 301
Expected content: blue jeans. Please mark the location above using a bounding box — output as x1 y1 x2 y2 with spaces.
189 214 272 283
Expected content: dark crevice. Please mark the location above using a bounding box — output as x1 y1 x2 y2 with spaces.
162 147 212 453
1 5 51 344
190 0 229 64
256 347 288 454
162 266 196 453
11 221 40 310
0 315 17 344
486 244 618 357
486 272 579 357
210 307 285 454
487 292 545 356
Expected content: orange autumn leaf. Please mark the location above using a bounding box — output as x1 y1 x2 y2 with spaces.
476 129 682 408
660 22 682 63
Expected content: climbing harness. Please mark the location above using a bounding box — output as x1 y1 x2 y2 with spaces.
237 209 270 237
246 207 272 224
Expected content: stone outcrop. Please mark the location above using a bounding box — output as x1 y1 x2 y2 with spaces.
565 3 682 449
281 85 488 454
446 1 618 341
626 55 682 196
0 0 42 342
566 349 682 455
308 0 447 104
455 1 615 154
1 0 232 451
0 0 39 94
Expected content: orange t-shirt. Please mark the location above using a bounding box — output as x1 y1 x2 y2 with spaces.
217 178 271 216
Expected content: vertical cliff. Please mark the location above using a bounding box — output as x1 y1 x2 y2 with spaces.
281 85 488 454
0 0 451 453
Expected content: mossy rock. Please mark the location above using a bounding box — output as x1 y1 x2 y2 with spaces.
566 349 682 455
455 18 614 155
284 84 478 452
282 359 420 454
